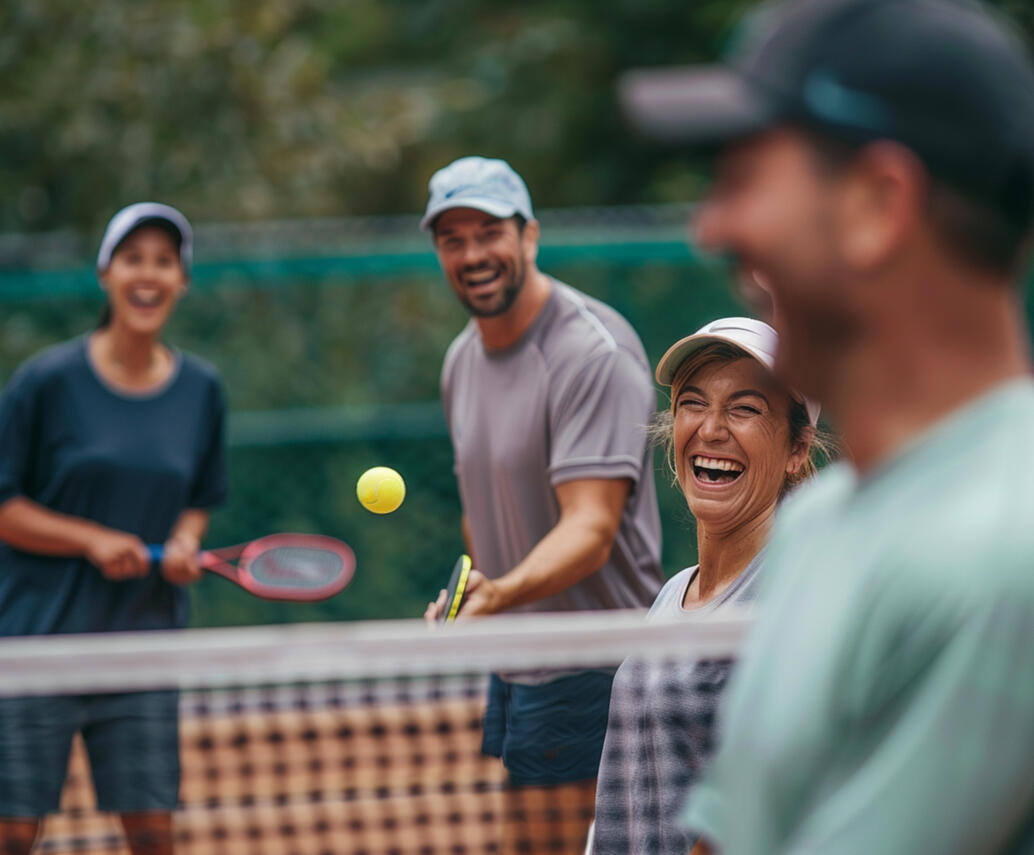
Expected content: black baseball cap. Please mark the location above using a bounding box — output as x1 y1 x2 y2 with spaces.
620 0 1034 218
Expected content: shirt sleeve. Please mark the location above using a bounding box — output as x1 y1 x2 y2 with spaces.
0 365 39 505
441 334 462 480
188 377 228 509
784 595 1034 855
681 775 727 851
548 348 654 488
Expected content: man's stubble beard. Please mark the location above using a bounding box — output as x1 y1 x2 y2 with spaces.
461 255 527 319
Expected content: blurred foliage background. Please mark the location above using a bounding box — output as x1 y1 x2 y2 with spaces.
6 0 1028 235
2 0 1033 625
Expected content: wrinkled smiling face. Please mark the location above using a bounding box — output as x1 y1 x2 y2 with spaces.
101 226 186 336
693 127 859 401
673 356 803 533
433 209 533 318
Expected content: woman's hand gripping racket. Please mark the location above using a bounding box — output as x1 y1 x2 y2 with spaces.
148 534 356 602
438 554 472 623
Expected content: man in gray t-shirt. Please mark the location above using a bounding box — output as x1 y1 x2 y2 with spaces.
440 277 663 615
421 156 663 853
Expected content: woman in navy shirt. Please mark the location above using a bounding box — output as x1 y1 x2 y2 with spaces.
0 203 227 855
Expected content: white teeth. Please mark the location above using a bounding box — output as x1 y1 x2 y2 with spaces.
464 270 499 286
692 455 744 473
128 288 162 307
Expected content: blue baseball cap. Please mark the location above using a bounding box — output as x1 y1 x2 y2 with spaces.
97 202 193 277
420 156 534 231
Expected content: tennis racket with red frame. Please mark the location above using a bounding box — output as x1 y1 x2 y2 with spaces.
148 533 356 602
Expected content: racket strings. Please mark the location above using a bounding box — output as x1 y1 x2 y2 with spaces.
247 546 345 587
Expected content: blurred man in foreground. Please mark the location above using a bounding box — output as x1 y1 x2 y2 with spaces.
622 0 1034 852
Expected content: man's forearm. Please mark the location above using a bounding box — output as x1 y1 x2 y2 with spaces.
461 514 477 568
493 509 614 610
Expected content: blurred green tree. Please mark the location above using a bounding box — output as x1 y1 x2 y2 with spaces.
12 0 1030 234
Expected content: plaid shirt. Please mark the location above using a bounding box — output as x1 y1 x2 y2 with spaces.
592 556 762 855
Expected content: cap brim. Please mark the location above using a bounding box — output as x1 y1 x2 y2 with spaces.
97 202 193 275
655 332 774 386
420 197 520 231
655 333 820 426
618 66 775 146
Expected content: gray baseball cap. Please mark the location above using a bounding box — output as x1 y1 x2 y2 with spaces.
420 156 534 231
97 202 193 276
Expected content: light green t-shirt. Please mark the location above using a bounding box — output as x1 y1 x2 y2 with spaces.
683 379 1034 854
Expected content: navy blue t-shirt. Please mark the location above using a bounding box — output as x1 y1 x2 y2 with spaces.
0 336 228 636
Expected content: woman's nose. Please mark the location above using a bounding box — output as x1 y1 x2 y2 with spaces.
140 260 164 280
698 409 729 440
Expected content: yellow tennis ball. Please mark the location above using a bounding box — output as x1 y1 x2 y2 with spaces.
356 467 406 514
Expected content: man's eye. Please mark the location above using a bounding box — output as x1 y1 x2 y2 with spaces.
678 398 706 410
734 405 761 415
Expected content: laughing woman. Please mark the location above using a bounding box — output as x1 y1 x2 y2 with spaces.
591 317 825 855
0 203 227 855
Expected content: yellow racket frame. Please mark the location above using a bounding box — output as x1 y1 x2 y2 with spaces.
443 554 472 623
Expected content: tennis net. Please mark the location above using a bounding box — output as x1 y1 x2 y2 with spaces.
0 610 751 855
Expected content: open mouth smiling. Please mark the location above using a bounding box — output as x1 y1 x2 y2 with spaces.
127 288 165 309
692 455 745 485
462 267 502 290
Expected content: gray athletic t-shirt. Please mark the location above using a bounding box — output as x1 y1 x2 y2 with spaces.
441 279 663 617
592 555 762 855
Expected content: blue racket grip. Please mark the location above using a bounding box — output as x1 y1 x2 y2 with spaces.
147 544 164 565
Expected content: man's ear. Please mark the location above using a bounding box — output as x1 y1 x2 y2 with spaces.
836 141 928 271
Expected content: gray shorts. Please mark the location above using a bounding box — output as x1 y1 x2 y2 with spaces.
0 691 180 816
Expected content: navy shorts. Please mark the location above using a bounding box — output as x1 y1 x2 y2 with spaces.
0 691 180 817
482 670 614 787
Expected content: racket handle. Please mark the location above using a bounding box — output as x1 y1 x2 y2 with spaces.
147 543 218 574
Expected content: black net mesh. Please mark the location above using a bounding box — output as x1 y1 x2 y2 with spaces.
45 676 589 855
1 613 750 855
